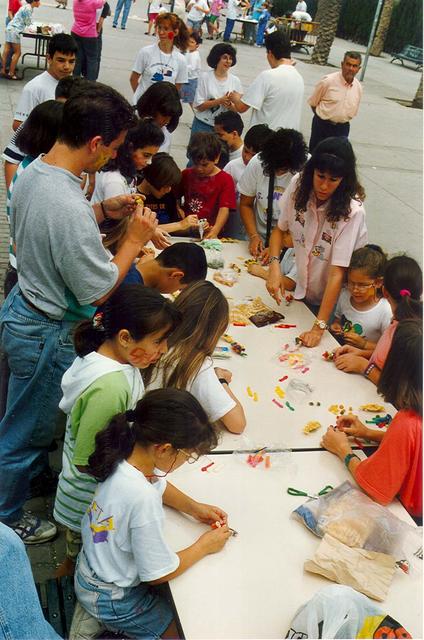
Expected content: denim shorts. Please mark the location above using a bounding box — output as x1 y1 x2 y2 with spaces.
5 28 20 44
75 554 173 639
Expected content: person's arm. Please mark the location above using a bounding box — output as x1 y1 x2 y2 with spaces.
266 226 287 304
307 78 326 110
158 214 199 235
4 161 19 190
320 427 361 478
195 94 231 112
214 367 246 434
299 265 346 347
163 483 227 523
130 71 140 93
205 206 229 238
228 91 250 114
239 194 264 255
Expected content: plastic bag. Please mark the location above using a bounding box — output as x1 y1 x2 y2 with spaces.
292 481 422 571
285 584 412 639
203 248 224 269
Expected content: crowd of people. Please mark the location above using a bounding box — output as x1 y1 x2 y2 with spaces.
0 3 422 638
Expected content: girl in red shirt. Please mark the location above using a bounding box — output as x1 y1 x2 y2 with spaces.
321 318 422 524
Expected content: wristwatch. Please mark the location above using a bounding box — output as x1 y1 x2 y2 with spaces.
268 256 280 264
313 319 328 330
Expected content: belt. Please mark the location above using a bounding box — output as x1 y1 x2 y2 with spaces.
20 292 51 319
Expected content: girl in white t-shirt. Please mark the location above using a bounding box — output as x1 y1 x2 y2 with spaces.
135 81 183 154
75 388 231 638
130 13 189 105
192 42 242 135
148 280 246 433
331 245 392 349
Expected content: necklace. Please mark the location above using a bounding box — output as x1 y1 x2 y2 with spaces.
158 45 174 77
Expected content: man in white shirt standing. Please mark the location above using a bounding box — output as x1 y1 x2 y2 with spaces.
295 0 307 11
12 33 77 131
228 30 304 131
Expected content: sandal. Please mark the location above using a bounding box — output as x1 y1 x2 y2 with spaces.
8 74 21 81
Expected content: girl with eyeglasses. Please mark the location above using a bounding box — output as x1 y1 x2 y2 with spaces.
330 245 391 351
74 388 231 638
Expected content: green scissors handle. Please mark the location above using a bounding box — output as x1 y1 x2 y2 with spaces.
287 485 333 499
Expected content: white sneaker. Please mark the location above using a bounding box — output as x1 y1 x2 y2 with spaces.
10 511 57 545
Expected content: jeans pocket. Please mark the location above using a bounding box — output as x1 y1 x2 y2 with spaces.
1 323 45 379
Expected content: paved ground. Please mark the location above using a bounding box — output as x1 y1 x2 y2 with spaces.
0 0 422 582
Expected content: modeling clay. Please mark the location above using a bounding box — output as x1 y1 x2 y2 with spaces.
285 401 295 411
279 375 288 382
247 387 253 397
322 350 335 361
360 404 386 412
328 405 340 415
274 386 285 399
303 421 322 434
253 392 258 402
285 294 294 306
222 334 247 356
201 462 215 472
199 239 222 251
272 398 284 408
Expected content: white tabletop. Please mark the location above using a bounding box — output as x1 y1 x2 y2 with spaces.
164 451 422 639
201 241 394 451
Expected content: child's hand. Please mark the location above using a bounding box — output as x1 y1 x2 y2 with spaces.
330 321 343 335
334 353 368 374
205 226 218 239
190 501 227 525
214 367 232 383
320 426 351 458
334 344 363 358
343 331 366 348
249 234 264 258
197 526 232 554
182 214 199 230
151 228 171 249
336 414 368 439
298 327 322 347
259 247 270 265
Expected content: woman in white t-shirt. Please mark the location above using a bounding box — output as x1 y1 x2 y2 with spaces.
148 281 246 434
238 128 308 262
75 388 232 638
130 12 189 105
191 42 242 136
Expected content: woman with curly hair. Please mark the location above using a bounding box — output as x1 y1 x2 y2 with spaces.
266 136 367 347
238 128 308 259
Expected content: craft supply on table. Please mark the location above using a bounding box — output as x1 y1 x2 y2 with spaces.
211 521 238 536
285 294 294 306
222 333 247 356
212 345 231 359
360 403 386 412
213 270 239 287
229 296 284 327
285 401 295 411
274 385 285 399
328 404 348 415
365 413 392 428
287 485 333 500
275 323 297 329
285 379 313 405
272 398 284 409
303 421 322 434
201 461 215 472
279 375 288 382
220 237 239 243
322 350 335 361
199 239 222 251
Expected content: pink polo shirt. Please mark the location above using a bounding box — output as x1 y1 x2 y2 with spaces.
277 174 368 305
72 0 104 38
308 71 362 124
369 319 397 369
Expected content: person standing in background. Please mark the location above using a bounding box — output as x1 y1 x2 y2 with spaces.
95 1 110 78
145 0 162 35
295 0 307 10
308 51 362 152
112 0 133 29
71 0 104 81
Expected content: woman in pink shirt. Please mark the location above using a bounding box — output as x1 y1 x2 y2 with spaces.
71 0 104 80
267 136 367 347
333 255 422 384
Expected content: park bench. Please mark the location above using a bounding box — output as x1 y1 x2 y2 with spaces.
390 45 423 71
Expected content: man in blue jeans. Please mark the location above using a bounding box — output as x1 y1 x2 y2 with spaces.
0 84 158 544
112 0 135 30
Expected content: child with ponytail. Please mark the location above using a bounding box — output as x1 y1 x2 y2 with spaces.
54 285 179 576
75 388 231 638
333 255 422 385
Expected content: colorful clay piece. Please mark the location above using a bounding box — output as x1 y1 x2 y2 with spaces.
303 421 321 434
272 398 284 408
285 401 295 411
274 386 285 399
359 403 386 412
322 350 335 361
222 334 247 356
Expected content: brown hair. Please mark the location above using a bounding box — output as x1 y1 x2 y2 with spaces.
156 13 190 52
155 281 229 390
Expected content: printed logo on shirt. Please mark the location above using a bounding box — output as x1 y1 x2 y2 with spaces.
321 231 332 244
273 186 285 201
311 244 326 260
88 501 115 543
188 196 203 215
341 315 363 336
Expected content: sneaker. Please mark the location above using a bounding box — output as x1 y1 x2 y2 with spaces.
10 511 57 545
112 23 117 28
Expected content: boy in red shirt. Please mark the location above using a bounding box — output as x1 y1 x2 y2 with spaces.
179 132 236 238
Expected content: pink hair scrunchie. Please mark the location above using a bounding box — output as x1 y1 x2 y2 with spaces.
400 289 411 297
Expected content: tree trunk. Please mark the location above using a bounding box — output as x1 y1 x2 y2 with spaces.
412 73 423 109
370 0 394 57
313 0 325 24
311 0 342 66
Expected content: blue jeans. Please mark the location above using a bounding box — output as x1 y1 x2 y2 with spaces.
187 18 203 31
71 31 99 81
0 523 61 639
113 0 132 28
256 19 267 45
223 18 235 41
75 553 173 639
0 287 75 523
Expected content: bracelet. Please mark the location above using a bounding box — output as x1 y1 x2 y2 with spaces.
363 362 376 378
100 201 108 220
218 378 228 385
268 256 280 264
344 452 360 468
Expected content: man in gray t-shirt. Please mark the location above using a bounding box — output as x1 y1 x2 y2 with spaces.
0 85 158 544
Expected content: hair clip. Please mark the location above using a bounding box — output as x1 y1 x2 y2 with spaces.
126 409 136 422
92 312 105 331
399 289 411 297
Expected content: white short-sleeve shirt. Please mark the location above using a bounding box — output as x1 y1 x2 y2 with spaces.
91 170 132 204
132 44 188 105
193 69 243 127
14 71 58 123
335 288 392 343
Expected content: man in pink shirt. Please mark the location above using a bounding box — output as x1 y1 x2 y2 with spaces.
308 51 362 151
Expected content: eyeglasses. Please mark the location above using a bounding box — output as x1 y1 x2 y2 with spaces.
347 281 375 292
178 449 201 464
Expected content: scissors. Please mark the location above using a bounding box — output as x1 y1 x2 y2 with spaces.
287 485 334 500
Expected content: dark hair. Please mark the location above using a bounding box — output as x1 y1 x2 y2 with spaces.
102 120 164 180
73 285 180 356
58 83 137 148
48 33 78 57
260 128 307 175
214 111 244 136
87 388 218 481
15 100 63 157
187 132 222 163
294 137 365 223
378 319 422 414
156 242 207 284
156 13 190 52
207 43 237 68
349 245 386 279
344 51 362 64
143 152 181 189
383 255 423 321
265 30 291 59
136 82 182 133
244 123 272 153
55 76 93 100
189 31 203 45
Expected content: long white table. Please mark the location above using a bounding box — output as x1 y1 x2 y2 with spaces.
164 452 422 639
202 241 394 451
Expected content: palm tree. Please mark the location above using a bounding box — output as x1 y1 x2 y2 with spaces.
412 73 423 109
311 0 342 66
370 0 394 57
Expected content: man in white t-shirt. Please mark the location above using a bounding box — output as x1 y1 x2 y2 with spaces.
12 33 77 131
228 30 304 131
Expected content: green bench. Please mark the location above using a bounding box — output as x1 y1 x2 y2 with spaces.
390 45 423 71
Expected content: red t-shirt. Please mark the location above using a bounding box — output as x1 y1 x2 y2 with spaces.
356 409 422 517
8 0 22 15
180 168 236 227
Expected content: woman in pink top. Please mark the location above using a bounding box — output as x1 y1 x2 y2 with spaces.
333 254 422 384
267 136 367 347
71 0 104 80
